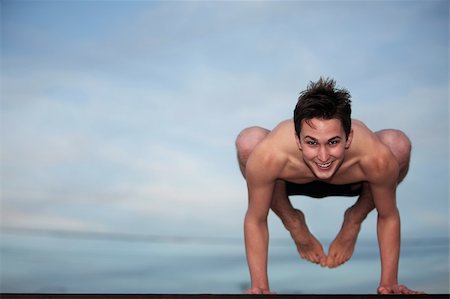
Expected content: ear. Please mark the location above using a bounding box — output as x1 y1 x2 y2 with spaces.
345 129 353 149
295 133 303 151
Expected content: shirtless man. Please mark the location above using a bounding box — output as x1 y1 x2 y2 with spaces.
235 78 424 294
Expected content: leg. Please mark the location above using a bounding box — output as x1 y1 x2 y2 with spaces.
236 127 325 265
375 129 412 184
327 129 412 268
326 182 372 268
236 126 270 177
271 181 326 265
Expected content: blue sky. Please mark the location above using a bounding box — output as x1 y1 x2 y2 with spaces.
1 0 448 247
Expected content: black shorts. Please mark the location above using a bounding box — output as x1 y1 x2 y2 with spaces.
285 180 363 198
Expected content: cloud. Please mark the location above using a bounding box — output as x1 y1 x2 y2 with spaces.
1 1 448 240
1 205 104 231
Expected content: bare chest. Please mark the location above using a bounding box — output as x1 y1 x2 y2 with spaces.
281 157 367 185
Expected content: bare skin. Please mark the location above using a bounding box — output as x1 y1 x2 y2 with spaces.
325 182 373 268
236 118 423 294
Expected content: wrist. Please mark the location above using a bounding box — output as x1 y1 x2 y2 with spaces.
379 278 398 289
250 278 270 292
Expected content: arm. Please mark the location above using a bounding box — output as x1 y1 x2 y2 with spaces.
368 145 425 295
371 182 401 289
243 150 278 294
244 190 272 293
369 153 401 290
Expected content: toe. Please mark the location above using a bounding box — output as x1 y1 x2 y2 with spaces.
326 256 336 268
319 256 327 267
299 251 306 260
311 255 319 264
311 253 320 264
336 254 347 266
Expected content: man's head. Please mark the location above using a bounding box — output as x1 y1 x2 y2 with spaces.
294 77 352 140
293 78 353 180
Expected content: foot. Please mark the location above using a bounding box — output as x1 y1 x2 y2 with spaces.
287 210 326 265
327 207 361 268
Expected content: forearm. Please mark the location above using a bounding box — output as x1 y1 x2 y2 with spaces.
244 213 270 291
377 208 401 287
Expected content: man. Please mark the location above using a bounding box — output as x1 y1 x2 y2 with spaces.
235 78 423 294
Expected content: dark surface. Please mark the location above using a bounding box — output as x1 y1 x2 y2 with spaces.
1 293 448 299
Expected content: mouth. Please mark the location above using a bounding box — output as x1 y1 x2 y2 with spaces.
316 161 333 170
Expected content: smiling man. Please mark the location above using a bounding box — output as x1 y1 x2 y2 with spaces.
235 78 423 295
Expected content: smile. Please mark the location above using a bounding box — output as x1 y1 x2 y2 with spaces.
316 161 332 169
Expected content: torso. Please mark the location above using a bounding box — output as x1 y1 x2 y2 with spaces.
256 119 390 186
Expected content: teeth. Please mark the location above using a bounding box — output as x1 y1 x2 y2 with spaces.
318 161 332 168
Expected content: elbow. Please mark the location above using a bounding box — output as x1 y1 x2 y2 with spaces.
245 211 268 229
377 207 400 221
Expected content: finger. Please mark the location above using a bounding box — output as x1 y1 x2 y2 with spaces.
416 290 427 294
399 285 425 295
262 290 277 294
399 285 412 294
245 288 262 294
377 286 392 294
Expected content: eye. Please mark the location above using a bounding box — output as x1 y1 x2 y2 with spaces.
307 140 317 146
329 139 340 145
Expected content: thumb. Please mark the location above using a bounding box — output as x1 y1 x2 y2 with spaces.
377 286 392 294
245 288 263 294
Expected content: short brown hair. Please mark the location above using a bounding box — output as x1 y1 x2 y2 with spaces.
294 77 352 139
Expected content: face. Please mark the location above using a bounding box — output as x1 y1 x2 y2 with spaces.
296 118 353 180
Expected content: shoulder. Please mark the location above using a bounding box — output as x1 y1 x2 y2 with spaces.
350 119 370 134
246 139 285 183
271 119 295 134
350 120 399 184
360 141 399 185
245 120 292 183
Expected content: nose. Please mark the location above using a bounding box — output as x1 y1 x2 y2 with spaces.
317 146 329 162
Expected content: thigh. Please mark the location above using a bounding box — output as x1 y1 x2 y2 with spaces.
374 129 411 164
374 129 412 183
236 126 271 176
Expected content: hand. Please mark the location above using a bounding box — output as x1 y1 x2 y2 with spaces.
377 284 425 294
245 287 277 294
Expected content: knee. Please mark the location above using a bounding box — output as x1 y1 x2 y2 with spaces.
390 130 412 159
235 126 270 160
379 129 412 163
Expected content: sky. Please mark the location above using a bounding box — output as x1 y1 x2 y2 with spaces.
1 0 449 250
